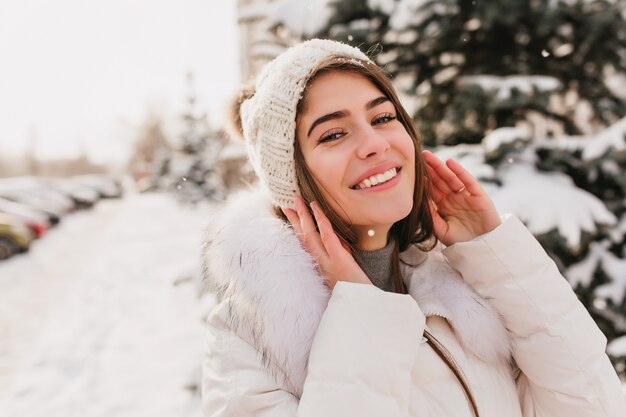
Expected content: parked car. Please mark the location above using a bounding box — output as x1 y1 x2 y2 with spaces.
0 177 75 214
0 213 35 260
71 175 123 199
0 197 50 238
44 179 100 209
0 190 65 224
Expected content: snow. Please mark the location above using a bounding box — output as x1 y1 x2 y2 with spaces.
489 164 617 248
432 66 460 84
0 192 215 417
347 18 376 31
566 241 610 287
610 213 626 244
433 144 496 181
439 52 465 66
540 116 626 160
377 49 401 66
393 73 416 91
608 335 626 357
268 0 336 37
553 43 574 58
458 75 562 101
388 0 457 32
434 143 617 250
482 127 531 154
464 18 481 32
389 0 429 31
367 0 396 15
549 0 612 7
594 251 626 303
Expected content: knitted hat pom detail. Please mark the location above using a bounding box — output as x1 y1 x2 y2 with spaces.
239 39 371 209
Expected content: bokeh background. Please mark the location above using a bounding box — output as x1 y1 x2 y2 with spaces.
1 0 625 415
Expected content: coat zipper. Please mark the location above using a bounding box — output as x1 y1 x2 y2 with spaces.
421 313 480 417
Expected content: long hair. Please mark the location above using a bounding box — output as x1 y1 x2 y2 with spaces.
247 55 479 416
275 58 436 294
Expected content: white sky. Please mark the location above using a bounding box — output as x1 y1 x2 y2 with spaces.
0 0 240 163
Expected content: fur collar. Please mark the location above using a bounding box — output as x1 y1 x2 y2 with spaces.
202 186 511 397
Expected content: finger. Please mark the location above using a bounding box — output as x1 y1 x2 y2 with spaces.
445 158 485 196
428 199 450 243
282 207 303 235
423 151 454 193
294 196 326 257
340 239 351 253
425 173 447 205
426 164 454 197
422 150 465 193
295 195 317 235
310 201 344 255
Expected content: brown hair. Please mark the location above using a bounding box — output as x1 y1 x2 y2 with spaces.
275 58 435 293
277 60 480 415
425 330 480 416
247 56 479 417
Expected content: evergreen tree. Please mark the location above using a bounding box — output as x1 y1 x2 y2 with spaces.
271 0 626 376
151 73 226 204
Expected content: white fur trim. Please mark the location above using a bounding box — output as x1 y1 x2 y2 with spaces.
202 186 330 395
202 187 512 396
401 246 512 366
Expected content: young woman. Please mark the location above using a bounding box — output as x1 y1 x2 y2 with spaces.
201 39 626 417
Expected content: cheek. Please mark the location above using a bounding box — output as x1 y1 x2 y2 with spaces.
304 150 354 220
394 132 416 170
305 151 347 194
395 132 417 192
401 132 416 160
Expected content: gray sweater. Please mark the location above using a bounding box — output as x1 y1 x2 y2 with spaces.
353 239 395 292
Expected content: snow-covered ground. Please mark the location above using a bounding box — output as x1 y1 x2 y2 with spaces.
0 192 214 417
2 187 624 415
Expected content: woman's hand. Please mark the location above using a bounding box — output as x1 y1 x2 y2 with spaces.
282 196 372 290
422 150 502 246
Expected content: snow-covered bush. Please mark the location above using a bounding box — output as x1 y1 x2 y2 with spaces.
268 0 626 376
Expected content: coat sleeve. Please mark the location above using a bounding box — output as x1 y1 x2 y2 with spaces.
202 282 425 417
442 214 626 417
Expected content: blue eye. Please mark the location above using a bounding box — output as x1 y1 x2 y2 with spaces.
373 112 396 125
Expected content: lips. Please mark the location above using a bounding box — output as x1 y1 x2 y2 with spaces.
350 161 402 189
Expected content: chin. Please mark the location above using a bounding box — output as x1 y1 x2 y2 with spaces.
391 200 414 222
360 198 414 225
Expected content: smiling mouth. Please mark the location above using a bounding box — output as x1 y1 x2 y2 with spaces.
351 167 402 190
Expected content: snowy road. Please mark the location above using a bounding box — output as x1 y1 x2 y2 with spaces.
0 192 214 417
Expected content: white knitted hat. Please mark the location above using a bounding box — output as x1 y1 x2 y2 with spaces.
240 38 371 209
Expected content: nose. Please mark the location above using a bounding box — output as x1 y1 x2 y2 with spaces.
355 124 390 159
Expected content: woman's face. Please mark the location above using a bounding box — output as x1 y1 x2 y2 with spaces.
296 71 416 247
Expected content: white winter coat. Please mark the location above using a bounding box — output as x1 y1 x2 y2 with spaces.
201 187 626 417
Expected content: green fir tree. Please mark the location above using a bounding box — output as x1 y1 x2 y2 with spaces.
271 0 626 376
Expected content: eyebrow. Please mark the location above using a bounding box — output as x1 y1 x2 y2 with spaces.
306 96 390 138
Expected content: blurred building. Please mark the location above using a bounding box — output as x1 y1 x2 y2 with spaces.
237 0 295 81
231 0 332 192
218 0 285 191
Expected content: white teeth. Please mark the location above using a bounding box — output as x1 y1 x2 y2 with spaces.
355 168 398 189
